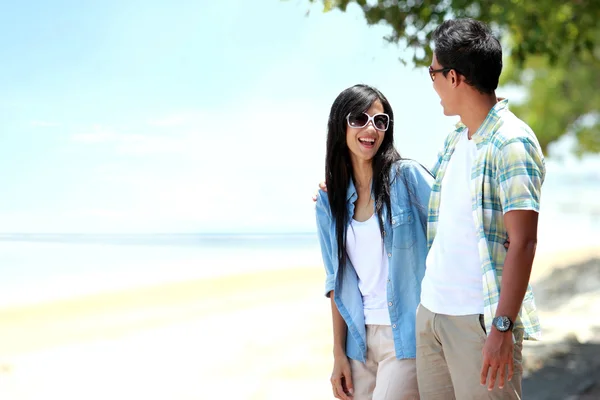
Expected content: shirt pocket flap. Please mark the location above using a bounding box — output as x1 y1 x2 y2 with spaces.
391 210 413 227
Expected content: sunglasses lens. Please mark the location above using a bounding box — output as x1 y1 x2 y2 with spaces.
428 66 435 81
374 115 388 131
348 113 369 128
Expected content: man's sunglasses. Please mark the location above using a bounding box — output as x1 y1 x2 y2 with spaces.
346 112 390 132
428 66 461 81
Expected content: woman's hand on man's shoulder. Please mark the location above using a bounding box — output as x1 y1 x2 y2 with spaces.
312 181 328 202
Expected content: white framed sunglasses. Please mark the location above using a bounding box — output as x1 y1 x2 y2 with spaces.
346 112 390 132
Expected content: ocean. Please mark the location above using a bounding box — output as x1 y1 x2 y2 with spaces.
0 233 322 307
0 158 598 308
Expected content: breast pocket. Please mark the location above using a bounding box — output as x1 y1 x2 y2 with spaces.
392 210 416 249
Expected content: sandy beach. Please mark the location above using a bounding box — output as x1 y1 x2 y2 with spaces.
0 267 333 400
522 246 600 399
0 247 599 400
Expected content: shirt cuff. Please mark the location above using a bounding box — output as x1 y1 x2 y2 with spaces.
503 200 540 214
324 274 335 297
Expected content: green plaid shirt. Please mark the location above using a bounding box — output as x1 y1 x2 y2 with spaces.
428 99 545 340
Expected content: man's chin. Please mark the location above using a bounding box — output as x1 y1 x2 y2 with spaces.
442 107 457 117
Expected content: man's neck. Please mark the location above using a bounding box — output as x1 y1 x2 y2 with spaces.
459 92 498 139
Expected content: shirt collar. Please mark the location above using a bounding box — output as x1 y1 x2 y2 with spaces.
455 98 509 144
346 178 357 201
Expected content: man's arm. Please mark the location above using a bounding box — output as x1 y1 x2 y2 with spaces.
481 210 539 391
494 136 544 320
494 210 538 323
481 136 545 391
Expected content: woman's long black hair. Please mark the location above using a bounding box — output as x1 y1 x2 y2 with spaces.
325 84 401 273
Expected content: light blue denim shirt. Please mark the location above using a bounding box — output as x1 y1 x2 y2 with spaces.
315 160 433 362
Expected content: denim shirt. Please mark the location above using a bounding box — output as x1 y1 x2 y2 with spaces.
315 160 433 362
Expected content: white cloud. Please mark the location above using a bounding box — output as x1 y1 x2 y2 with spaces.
71 125 203 155
31 121 61 128
71 125 121 143
147 111 207 127
65 208 127 218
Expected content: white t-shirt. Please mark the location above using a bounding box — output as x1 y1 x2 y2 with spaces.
421 130 484 315
346 214 391 325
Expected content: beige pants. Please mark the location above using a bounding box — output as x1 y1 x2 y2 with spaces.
350 325 420 400
415 304 523 400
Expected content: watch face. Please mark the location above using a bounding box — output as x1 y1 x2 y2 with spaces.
495 316 511 331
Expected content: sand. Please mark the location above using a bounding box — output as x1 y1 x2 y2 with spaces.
522 247 600 399
0 247 598 399
0 267 332 400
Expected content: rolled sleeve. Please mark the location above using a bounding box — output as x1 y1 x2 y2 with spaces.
324 273 336 297
496 138 545 214
315 191 338 297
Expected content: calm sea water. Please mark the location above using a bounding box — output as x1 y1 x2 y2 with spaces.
0 159 598 307
0 233 322 307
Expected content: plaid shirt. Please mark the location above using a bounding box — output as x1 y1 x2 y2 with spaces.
428 99 545 340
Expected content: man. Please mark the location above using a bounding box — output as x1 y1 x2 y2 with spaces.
417 18 544 399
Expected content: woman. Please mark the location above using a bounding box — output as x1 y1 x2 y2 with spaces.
315 84 432 400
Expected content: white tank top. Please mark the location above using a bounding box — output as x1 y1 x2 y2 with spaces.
346 214 391 325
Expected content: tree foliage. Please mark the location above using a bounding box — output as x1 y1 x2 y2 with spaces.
307 0 600 154
501 29 600 155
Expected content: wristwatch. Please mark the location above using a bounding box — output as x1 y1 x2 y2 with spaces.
492 316 514 332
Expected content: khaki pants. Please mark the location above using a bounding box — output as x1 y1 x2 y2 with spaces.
350 325 420 400
415 304 523 400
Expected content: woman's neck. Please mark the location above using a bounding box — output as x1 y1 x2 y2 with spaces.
351 159 373 192
350 159 375 221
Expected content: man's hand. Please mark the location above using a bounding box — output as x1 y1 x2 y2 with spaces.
312 181 328 202
331 354 354 399
480 328 514 391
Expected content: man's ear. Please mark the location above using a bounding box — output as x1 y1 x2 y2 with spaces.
449 70 458 86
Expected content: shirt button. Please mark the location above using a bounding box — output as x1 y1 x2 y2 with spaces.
382 231 386 236
392 219 396 224
388 302 393 306
392 324 397 329
387 253 392 258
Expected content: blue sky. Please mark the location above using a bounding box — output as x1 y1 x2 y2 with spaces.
0 0 466 233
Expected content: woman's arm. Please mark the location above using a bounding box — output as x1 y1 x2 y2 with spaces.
315 191 337 296
329 291 354 399
330 291 347 357
404 161 434 231
316 193 353 399
315 192 345 348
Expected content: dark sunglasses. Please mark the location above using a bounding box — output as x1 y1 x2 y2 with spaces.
428 66 452 81
428 65 463 81
346 112 390 132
